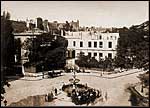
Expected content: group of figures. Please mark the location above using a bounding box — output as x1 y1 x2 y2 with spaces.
62 83 102 105
71 88 102 105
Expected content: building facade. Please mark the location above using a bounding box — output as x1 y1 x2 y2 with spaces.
11 20 27 33
14 30 44 74
65 31 119 61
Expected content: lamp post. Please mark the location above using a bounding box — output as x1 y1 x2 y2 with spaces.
72 66 76 89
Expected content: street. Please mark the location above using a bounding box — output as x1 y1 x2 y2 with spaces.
2 69 146 106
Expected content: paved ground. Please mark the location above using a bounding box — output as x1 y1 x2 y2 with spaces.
1 69 146 106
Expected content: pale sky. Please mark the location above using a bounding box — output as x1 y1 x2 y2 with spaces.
1 1 149 28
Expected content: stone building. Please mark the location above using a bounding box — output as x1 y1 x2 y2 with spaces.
65 31 119 62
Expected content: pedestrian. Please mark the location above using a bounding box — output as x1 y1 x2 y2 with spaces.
105 92 108 101
97 90 100 97
45 94 48 102
101 72 102 76
55 88 57 96
83 69 85 73
48 92 53 102
42 71 44 79
42 66 44 78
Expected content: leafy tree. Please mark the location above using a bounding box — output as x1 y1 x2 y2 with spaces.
1 11 15 103
88 57 99 68
75 52 89 68
116 21 149 71
24 32 68 71
1 11 15 76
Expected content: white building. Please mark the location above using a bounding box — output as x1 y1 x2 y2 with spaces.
65 31 119 62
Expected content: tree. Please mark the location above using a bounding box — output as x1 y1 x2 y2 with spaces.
75 52 89 68
24 32 68 71
115 21 149 71
1 11 15 76
88 57 99 68
1 11 15 103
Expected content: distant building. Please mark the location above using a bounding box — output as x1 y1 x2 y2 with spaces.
48 21 58 30
70 20 79 31
13 29 45 73
26 19 37 31
11 20 27 33
65 31 119 62
43 20 49 32
37 17 44 30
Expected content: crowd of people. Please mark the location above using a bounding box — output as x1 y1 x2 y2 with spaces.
71 88 102 105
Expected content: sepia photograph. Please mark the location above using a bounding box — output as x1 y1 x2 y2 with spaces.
1 1 149 107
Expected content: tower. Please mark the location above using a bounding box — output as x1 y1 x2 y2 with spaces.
37 17 44 30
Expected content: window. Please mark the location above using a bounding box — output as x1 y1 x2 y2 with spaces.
99 42 103 48
94 42 97 48
88 41 91 47
110 36 113 39
94 53 97 56
73 41 76 46
108 42 112 48
72 50 75 58
80 41 83 47
99 53 103 58
108 53 112 58
88 52 91 58
99 35 102 39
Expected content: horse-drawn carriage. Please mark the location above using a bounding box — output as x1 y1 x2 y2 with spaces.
48 70 63 78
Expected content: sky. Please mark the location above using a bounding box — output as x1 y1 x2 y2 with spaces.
1 1 149 28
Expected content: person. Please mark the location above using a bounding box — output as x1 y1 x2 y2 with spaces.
47 93 51 101
83 69 85 73
97 90 100 97
42 66 44 78
45 94 48 102
55 88 57 96
100 72 102 76
48 92 54 102
52 70 55 78
105 92 108 101
42 71 44 79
